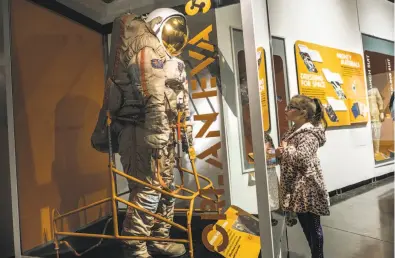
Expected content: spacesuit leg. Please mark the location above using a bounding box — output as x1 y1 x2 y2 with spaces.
150 146 176 239
119 125 163 257
147 146 186 256
371 121 382 154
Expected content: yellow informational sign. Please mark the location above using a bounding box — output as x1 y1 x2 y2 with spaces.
295 41 369 127
205 205 261 258
257 47 270 131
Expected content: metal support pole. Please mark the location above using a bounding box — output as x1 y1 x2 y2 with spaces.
239 0 275 257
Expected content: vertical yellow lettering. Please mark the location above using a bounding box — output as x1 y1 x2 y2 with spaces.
197 142 223 169
194 113 220 138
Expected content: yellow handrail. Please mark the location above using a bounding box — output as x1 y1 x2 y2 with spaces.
51 111 221 258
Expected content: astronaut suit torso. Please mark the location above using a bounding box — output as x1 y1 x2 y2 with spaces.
106 12 191 257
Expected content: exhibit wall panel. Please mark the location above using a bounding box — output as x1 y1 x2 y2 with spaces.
267 0 381 191
11 0 111 252
269 0 394 187
357 0 394 42
218 0 390 195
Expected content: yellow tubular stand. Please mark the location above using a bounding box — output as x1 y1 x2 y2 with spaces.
52 111 221 258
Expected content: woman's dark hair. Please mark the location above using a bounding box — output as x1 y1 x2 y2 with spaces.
291 95 328 130
312 98 328 129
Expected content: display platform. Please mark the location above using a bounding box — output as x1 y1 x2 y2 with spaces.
27 213 221 258
25 210 288 258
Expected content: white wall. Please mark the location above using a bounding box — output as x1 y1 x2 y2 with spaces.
357 0 394 41
216 0 394 213
270 0 394 181
269 0 378 190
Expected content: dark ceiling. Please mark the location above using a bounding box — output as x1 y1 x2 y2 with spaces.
29 0 240 34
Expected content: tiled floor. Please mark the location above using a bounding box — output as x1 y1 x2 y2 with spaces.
28 176 394 258
287 176 394 258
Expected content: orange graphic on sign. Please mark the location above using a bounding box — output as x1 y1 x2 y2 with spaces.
257 47 270 131
185 0 230 254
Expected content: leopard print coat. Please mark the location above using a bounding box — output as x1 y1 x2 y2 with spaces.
279 123 330 216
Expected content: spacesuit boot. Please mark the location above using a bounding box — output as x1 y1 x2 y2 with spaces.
373 138 388 160
148 196 186 256
123 242 153 258
147 242 186 257
144 179 187 257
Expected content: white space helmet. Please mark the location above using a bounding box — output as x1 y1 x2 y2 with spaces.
145 8 189 57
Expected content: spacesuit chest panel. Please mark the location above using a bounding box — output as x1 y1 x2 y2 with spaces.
163 57 189 119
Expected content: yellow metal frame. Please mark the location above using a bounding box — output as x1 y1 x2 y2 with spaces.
52 112 220 258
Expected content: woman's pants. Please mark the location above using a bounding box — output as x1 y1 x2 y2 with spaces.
297 212 324 258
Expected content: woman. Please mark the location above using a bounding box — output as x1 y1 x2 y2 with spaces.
276 95 330 258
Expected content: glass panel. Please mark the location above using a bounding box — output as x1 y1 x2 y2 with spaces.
229 26 288 257
270 37 290 258
362 34 394 56
233 29 254 171
0 1 4 63
362 35 395 164
11 0 281 256
215 3 278 257
272 38 290 140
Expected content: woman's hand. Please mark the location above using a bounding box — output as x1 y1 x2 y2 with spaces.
275 147 284 158
275 141 289 158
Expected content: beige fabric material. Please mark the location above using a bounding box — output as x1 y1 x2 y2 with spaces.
368 88 384 153
111 14 192 257
368 88 384 122
119 125 176 255
109 14 170 149
163 57 193 145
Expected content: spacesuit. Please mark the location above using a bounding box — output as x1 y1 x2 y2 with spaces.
102 8 191 258
368 87 385 158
